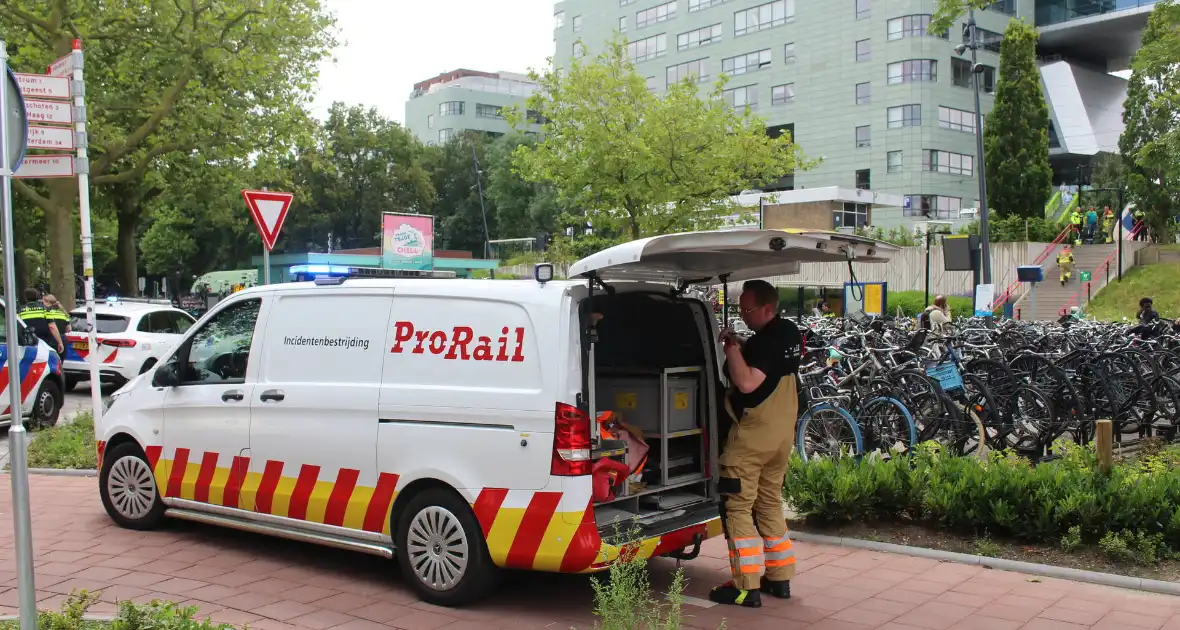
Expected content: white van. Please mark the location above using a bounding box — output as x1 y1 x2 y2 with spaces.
94 230 895 606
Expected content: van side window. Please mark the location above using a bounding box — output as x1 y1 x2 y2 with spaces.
184 298 261 384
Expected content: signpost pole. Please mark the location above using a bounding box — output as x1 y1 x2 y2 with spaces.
1030 282 1037 322
261 186 270 285
1 39 39 630
65 41 102 426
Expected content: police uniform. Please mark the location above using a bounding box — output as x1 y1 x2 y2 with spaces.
18 301 62 351
715 316 802 605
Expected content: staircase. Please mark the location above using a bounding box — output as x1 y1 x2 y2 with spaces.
1016 242 1117 321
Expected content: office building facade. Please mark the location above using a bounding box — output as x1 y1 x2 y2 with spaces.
553 0 1151 229
404 69 543 145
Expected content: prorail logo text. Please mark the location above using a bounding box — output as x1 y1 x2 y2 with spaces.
390 322 525 362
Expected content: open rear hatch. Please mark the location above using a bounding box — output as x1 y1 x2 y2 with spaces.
568 230 898 545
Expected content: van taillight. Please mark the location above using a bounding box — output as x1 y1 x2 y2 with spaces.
552 402 591 476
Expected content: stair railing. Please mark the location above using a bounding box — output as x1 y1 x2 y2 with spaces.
1058 221 1145 316
990 222 1074 311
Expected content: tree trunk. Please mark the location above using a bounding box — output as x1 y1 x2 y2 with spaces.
46 179 77 311
117 214 140 297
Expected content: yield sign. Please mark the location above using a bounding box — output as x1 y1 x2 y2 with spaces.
242 189 294 251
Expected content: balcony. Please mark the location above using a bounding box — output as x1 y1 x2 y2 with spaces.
1035 0 1156 27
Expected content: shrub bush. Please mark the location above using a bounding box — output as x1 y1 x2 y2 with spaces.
784 440 1180 553
0 591 235 630
27 412 97 470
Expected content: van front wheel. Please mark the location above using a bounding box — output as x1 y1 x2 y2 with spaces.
99 442 166 530
395 487 499 606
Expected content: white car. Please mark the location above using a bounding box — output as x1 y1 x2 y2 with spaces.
62 298 196 390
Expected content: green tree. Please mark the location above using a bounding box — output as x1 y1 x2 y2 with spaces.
1084 152 1126 214
421 133 496 256
930 0 997 34
0 0 335 305
1120 0 1180 241
512 38 811 241
983 19 1052 220
485 132 561 241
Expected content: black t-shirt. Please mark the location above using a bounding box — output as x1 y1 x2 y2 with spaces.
726 316 802 418
1140 308 1159 325
18 301 57 347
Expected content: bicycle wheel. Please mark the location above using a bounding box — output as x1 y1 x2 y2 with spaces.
857 396 917 457
796 403 863 461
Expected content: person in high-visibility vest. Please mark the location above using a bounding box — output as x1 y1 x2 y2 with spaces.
17 288 65 356
1069 209 1084 246
1132 207 1147 241
1056 245 1075 286
1102 207 1116 244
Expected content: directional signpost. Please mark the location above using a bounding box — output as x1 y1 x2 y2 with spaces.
242 189 294 285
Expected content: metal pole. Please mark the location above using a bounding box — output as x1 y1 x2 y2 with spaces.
969 10 992 285
924 230 931 308
758 196 766 230
1030 282 1037 322
471 145 491 261
1117 188 1124 281
1 38 39 630
261 186 270 285
71 40 101 430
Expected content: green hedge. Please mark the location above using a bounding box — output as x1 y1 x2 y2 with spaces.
886 290 975 317
785 442 1180 550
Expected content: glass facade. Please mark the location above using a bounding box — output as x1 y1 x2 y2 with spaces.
1035 0 1156 27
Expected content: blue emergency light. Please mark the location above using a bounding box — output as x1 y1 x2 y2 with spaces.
289 264 352 275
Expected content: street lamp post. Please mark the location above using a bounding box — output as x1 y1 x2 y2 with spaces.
956 10 992 285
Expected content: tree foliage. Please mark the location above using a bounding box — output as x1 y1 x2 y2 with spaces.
1120 0 1180 241
485 132 562 241
511 38 811 240
983 19 1052 220
930 0 996 34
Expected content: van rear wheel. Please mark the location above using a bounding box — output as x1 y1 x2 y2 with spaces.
395 487 498 607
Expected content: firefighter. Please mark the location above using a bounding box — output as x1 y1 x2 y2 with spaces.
1057 245 1075 286
711 280 802 608
17 287 65 356
1102 207 1115 244
1069 208 1084 246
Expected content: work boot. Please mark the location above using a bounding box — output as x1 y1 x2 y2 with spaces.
760 577 791 599
709 582 762 608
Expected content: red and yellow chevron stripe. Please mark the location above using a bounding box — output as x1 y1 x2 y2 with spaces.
101 444 722 574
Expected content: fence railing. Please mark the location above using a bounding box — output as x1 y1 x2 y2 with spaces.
990 223 1073 310
1059 221 1146 315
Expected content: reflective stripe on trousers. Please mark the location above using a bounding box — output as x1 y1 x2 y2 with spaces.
762 534 796 569
728 537 764 575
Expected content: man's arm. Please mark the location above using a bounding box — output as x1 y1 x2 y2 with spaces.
724 342 766 394
48 321 64 352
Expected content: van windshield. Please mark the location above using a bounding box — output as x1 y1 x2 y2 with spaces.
69 312 130 334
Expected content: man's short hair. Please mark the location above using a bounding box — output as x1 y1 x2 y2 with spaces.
742 280 779 309
23 288 39 302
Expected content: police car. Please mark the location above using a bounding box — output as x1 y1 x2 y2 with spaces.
62 298 196 391
0 299 65 428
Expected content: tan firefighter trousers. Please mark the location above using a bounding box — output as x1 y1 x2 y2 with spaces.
719 375 798 590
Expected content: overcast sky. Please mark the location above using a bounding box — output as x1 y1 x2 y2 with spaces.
311 0 556 124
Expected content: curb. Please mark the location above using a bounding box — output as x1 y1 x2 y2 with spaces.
28 468 97 477
790 531 1180 597
0 614 116 622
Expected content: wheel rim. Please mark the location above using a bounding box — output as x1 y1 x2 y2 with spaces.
35 389 55 420
107 455 157 520
406 506 469 591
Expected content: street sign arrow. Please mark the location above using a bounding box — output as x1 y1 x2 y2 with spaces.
14 73 69 100
24 98 72 125
26 124 73 150
242 189 294 251
14 154 73 178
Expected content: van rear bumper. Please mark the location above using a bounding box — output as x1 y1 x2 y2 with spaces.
581 500 723 573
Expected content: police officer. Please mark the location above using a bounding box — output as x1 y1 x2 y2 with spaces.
1069 208 1084 246
711 280 801 608
18 288 64 356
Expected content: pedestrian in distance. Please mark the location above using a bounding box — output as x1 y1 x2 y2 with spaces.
1085 207 1098 244
1056 245 1075 286
1130 297 1160 338
712 280 802 608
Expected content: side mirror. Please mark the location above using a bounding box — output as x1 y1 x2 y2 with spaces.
18 329 37 346
152 362 180 388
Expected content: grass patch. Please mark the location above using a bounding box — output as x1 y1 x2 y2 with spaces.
26 412 97 470
1086 262 1180 321
0 591 235 630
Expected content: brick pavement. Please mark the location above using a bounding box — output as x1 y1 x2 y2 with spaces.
3 475 1180 630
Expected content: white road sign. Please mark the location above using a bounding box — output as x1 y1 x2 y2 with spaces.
24 99 72 125
26 124 73 150
14 73 69 100
47 53 74 78
14 154 73 178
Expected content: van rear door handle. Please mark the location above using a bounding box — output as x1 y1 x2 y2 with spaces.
260 390 285 403
221 390 244 402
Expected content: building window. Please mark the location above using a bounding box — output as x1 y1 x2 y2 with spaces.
723 85 758 111
855 82 870 105
887 59 937 84
887 104 921 128
771 83 795 105
667 58 709 85
637 1 677 29
836 202 869 229
783 42 796 63
678 23 723 50
856 39 871 62
904 194 961 218
438 129 454 144
734 0 794 37
573 15 583 32
526 109 550 124
855 170 871 190
856 125 871 148
555 11 565 28
938 106 975 133
689 0 728 11
887 15 947 40
620 16 628 31
966 25 1004 53
627 33 668 62
952 58 996 93
986 0 1016 16
923 149 974 176
439 101 464 116
427 114 434 129
475 104 504 119
722 48 772 75
646 76 659 91
621 0 636 5
856 0 870 20
887 151 903 173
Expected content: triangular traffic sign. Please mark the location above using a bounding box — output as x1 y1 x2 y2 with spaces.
242 189 294 251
